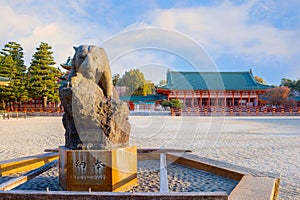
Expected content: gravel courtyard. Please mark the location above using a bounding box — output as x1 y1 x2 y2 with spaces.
0 116 299 199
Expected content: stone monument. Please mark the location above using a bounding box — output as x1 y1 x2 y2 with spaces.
58 45 137 191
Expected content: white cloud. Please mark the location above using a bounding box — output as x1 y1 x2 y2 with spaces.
0 4 78 67
68 1 89 17
19 23 77 67
140 1 295 59
0 2 103 68
1 0 299 84
124 1 300 84
101 28 217 72
0 6 40 40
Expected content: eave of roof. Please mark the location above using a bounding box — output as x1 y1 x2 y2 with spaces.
0 76 11 82
60 56 72 70
120 94 167 102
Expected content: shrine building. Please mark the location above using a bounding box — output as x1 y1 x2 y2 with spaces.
157 70 272 108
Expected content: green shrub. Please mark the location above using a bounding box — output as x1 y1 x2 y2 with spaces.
161 100 171 107
161 99 182 108
170 99 182 108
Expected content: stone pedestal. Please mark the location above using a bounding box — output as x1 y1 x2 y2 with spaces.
59 146 137 192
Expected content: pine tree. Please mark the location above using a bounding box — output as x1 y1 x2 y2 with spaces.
0 42 27 102
0 56 16 103
27 42 61 104
1 42 26 72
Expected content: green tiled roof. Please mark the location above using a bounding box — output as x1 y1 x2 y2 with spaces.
0 76 10 82
159 70 272 91
120 94 167 102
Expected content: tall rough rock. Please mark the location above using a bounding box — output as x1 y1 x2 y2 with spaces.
59 45 130 150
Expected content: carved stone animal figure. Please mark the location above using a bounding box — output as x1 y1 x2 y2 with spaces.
68 45 113 98
60 45 129 150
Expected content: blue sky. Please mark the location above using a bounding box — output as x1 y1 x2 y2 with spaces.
1 0 300 85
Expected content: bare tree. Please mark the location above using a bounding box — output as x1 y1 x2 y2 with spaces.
263 86 290 106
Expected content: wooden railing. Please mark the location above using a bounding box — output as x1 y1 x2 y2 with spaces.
2 101 64 115
179 106 300 116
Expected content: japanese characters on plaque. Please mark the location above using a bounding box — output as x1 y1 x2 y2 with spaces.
73 158 106 180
